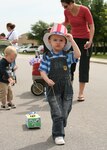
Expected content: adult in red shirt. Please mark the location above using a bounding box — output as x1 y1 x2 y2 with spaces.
61 0 95 101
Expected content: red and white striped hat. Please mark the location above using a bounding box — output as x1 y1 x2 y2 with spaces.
43 23 71 51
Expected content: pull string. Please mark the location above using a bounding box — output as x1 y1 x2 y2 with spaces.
34 82 57 103
51 86 57 101
34 82 53 101
33 84 56 112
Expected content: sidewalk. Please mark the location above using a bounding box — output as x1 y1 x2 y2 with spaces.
90 57 107 64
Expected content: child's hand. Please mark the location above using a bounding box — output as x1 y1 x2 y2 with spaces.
8 77 15 85
47 79 55 86
65 33 73 42
13 65 18 71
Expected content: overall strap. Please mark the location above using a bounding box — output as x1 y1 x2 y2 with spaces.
6 30 14 40
43 50 69 60
62 50 68 59
62 50 67 56
47 51 53 57
43 51 53 60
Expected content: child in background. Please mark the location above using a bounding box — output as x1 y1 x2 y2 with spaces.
0 33 6 40
39 23 81 145
0 46 17 110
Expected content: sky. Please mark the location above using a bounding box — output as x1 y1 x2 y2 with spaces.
0 0 107 36
0 0 64 35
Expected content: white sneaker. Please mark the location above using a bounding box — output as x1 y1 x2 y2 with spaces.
7 103 16 109
1 105 11 110
55 137 65 145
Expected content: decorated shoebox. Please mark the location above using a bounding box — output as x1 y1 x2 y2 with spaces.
26 112 41 128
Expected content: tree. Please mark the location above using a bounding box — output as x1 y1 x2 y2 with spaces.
27 21 50 45
100 3 107 45
91 1 107 44
89 0 107 54
76 0 91 7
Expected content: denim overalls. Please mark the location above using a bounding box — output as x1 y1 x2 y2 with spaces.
46 51 73 138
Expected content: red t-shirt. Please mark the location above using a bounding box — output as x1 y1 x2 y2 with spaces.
64 5 94 39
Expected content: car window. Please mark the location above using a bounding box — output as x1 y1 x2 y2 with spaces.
34 46 38 48
29 46 38 48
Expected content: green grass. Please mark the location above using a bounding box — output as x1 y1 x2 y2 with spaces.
92 53 107 59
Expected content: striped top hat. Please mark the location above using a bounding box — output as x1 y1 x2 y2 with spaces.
43 23 71 51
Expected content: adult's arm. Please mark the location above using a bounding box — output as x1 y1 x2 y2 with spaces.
84 7 95 49
89 23 95 44
84 23 95 49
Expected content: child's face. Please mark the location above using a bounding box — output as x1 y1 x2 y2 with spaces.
49 34 66 53
6 53 16 63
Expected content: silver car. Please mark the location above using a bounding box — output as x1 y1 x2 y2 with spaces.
19 45 38 53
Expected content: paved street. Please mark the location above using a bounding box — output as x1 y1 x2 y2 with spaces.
0 54 107 150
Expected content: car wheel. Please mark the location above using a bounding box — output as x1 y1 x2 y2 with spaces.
23 50 27 53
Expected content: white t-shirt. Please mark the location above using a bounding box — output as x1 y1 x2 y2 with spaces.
7 30 18 47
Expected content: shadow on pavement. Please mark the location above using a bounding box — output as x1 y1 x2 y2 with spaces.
16 102 49 115
16 91 46 107
22 124 41 132
72 100 80 105
16 91 40 100
18 136 55 150
15 91 49 115
15 91 79 115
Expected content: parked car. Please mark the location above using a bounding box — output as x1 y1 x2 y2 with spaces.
0 40 11 57
19 45 38 53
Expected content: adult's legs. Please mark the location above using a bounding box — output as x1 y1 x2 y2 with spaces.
78 82 85 101
74 38 92 101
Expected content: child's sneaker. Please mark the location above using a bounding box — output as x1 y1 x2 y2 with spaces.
1 105 11 110
7 103 16 109
55 137 65 145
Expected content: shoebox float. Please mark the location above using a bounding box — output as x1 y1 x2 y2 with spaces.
26 112 41 129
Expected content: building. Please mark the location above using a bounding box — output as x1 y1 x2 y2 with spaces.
18 33 38 46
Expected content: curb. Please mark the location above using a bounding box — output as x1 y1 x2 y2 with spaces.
90 59 107 65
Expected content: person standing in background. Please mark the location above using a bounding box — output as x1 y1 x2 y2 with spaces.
0 33 6 40
60 0 95 101
0 46 17 110
6 23 18 47
6 22 18 83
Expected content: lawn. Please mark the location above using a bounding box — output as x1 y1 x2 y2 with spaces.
92 53 107 59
